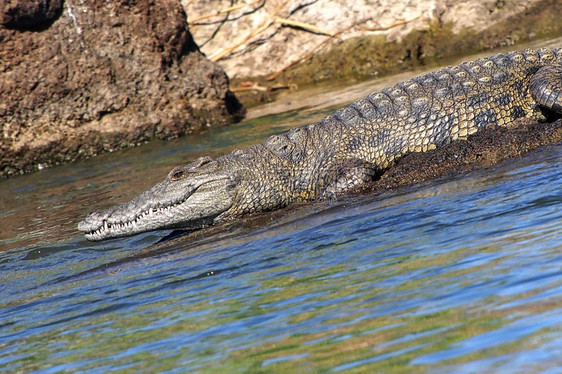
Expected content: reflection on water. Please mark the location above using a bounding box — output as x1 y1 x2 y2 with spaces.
1 39 562 372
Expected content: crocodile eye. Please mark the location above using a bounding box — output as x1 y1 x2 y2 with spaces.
171 170 184 180
169 166 186 181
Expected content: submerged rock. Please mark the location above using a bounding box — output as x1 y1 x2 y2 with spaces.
0 0 244 178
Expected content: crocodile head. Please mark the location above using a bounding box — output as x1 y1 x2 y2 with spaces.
78 156 239 241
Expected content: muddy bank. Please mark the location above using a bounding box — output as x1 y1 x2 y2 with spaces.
0 0 243 178
184 0 562 105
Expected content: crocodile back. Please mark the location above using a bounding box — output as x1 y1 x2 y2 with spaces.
332 48 562 169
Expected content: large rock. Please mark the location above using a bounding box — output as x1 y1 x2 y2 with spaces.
0 0 243 177
183 0 561 80
0 0 63 29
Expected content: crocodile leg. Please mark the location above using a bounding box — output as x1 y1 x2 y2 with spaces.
530 64 562 113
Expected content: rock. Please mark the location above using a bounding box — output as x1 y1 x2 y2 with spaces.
0 0 244 177
0 0 63 30
184 0 431 79
183 0 561 80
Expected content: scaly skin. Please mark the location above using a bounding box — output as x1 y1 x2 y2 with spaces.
78 48 562 241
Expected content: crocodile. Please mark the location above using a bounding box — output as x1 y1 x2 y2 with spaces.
78 48 562 241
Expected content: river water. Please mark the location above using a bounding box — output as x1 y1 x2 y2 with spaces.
1 39 562 373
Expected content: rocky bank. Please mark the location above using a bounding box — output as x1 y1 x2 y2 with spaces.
0 0 243 178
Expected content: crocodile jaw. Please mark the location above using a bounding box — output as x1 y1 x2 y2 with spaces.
78 166 237 241
78 197 228 241
79 204 185 241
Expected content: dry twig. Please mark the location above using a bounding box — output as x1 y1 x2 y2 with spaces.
189 0 263 24
358 14 422 31
231 81 295 92
274 17 335 36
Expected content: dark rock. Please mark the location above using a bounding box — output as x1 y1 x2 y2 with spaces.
0 0 244 178
0 0 63 30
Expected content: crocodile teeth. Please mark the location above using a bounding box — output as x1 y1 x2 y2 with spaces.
84 203 181 240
